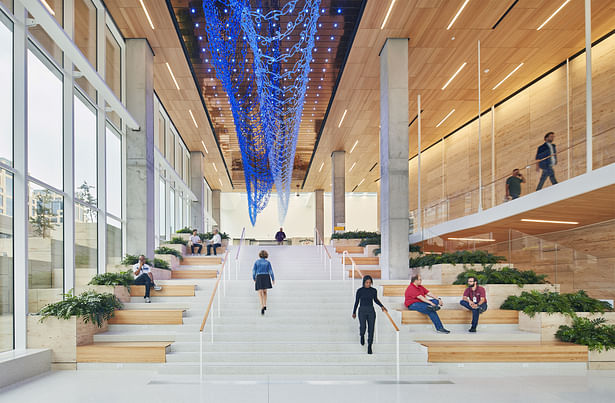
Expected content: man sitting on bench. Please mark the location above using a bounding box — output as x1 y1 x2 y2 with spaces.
460 276 488 333
404 274 450 334
133 255 162 303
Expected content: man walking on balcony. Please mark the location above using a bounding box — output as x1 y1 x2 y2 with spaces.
459 276 488 332
535 131 558 190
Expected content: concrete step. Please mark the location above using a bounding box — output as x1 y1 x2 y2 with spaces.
165 351 427 364
94 331 177 343
168 341 426 354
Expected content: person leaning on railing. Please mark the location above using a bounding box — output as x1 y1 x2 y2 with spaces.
352 275 387 355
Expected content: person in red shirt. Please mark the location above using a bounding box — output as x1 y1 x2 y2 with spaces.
460 276 488 332
405 275 450 333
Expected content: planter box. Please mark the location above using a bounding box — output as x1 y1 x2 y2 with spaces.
366 245 379 256
111 265 172 281
27 315 108 364
161 243 187 255
484 284 559 308
409 252 422 259
155 254 180 270
331 239 362 247
74 285 131 304
589 350 615 370
519 312 615 342
173 233 192 242
411 263 511 284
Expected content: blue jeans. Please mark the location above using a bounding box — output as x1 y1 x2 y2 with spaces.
460 300 488 329
408 299 444 330
536 166 557 190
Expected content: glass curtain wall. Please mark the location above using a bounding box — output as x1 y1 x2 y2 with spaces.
0 168 13 353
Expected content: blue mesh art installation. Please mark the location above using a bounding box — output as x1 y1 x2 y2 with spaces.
202 0 321 225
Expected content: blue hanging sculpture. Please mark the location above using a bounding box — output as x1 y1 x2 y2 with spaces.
202 0 321 225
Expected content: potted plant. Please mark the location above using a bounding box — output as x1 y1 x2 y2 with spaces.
27 290 122 365
75 271 134 303
556 316 615 369
155 246 183 270
163 237 188 255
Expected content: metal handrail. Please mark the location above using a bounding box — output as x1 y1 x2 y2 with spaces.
235 227 246 280
199 250 230 379
315 227 333 279
383 307 401 381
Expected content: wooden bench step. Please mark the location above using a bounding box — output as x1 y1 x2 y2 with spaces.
130 284 195 297
77 342 172 363
383 284 466 297
344 257 379 265
172 270 217 279
417 341 588 363
181 256 222 266
109 309 184 325
335 246 364 254
400 309 518 324
348 269 381 279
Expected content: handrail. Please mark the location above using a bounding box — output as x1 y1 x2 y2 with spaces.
383 309 400 332
315 227 333 279
235 227 246 260
199 250 229 332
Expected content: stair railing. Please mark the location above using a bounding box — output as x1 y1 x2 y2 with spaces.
315 227 332 279
234 227 246 280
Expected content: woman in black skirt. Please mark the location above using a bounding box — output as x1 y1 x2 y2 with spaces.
252 250 275 315
352 275 387 354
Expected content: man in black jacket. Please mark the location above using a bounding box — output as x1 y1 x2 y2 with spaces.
535 131 558 191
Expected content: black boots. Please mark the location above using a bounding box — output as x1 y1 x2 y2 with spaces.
360 335 365 346
367 344 373 354
261 307 265 315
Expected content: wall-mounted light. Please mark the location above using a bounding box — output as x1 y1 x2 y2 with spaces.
436 109 455 128
441 62 467 90
380 0 396 30
165 62 180 90
139 0 155 30
537 0 570 31
447 0 470 30
492 63 524 90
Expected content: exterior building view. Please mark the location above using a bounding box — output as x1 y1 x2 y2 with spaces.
0 0 614 402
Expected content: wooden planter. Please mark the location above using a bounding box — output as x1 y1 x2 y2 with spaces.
411 263 511 284
155 254 180 270
161 243 187 255
331 239 363 247
483 284 559 308
27 316 108 366
111 265 172 281
74 285 131 304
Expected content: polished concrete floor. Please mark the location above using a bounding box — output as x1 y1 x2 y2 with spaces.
2 369 615 403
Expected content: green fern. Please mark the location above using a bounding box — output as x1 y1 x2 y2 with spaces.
39 290 122 327
556 317 615 352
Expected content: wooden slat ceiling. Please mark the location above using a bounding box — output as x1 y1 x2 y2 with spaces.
302 0 615 193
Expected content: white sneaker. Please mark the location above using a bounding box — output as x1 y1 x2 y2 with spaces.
153 285 162 291
144 297 151 303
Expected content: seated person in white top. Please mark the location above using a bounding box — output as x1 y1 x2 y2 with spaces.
190 229 202 255
207 229 222 256
133 255 162 303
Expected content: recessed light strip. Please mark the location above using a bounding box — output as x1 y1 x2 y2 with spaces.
349 162 356 172
537 0 570 31
139 0 155 30
441 62 467 90
201 140 209 154
357 178 365 187
436 109 455 128
218 178 223 186
212 162 218 172
521 219 579 225
447 0 470 30
189 110 198 128
448 237 495 242
318 162 324 172
349 140 359 154
41 0 56 15
380 0 397 30
338 109 348 128
165 62 180 90
492 62 524 90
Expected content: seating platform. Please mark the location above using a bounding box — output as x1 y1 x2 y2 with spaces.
108 309 185 325
77 342 172 363
130 284 195 297
181 256 222 266
400 309 519 324
417 341 588 363
171 269 217 279
343 257 379 265
383 284 466 297
335 246 364 254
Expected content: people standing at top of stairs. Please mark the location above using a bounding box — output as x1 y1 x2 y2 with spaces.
190 229 202 255
206 229 222 256
459 276 488 333
535 131 558 191
275 227 286 245
133 255 162 303
253 250 275 315
405 275 450 334
352 275 388 355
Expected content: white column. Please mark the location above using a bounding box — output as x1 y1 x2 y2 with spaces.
96 1 107 273
212 189 221 228
584 0 593 172
331 151 345 233
315 189 324 243
379 38 409 280
190 151 205 231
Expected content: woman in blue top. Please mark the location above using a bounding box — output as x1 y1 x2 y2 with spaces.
253 250 275 315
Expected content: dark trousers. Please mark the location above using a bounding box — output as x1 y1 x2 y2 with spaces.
207 243 221 255
408 299 444 330
536 166 557 190
191 244 202 254
134 273 154 298
510 193 520 200
460 300 488 329
358 308 376 344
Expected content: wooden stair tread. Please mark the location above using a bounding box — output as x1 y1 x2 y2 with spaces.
130 284 195 297
109 309 184 325
400 309 519 324
81 341 172 348
335 246 364 254
172 270 217 279
343 257 379 265
383 284 466 297
77 342 172 363
347 269 381 279
181 256 223 266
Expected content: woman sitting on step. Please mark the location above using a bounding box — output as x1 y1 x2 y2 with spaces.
252 250 275 315
352 275 388 354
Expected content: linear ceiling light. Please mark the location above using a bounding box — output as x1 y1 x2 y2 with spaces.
318 162 324 172
492 63 524 90
338 109 348 128
447 0 470 30
218 178 223 186
189 109 198 128
448 237 495 242
41 0 56 15
349 140 358 154
441 62 467 90
201 140 209 154
212 162 218 172
537 0 570 31
165 62 180 90
358 178 365 187
380 0 396 30
521 219 579 225
436 109 455 128
139 0 155 30
349 162 356 172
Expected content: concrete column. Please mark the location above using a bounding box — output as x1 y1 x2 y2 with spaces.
212 189 221 228
331 151 345 233
190 151 205 231
379 38 409 280
315 189 324 243
125 39 155 258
